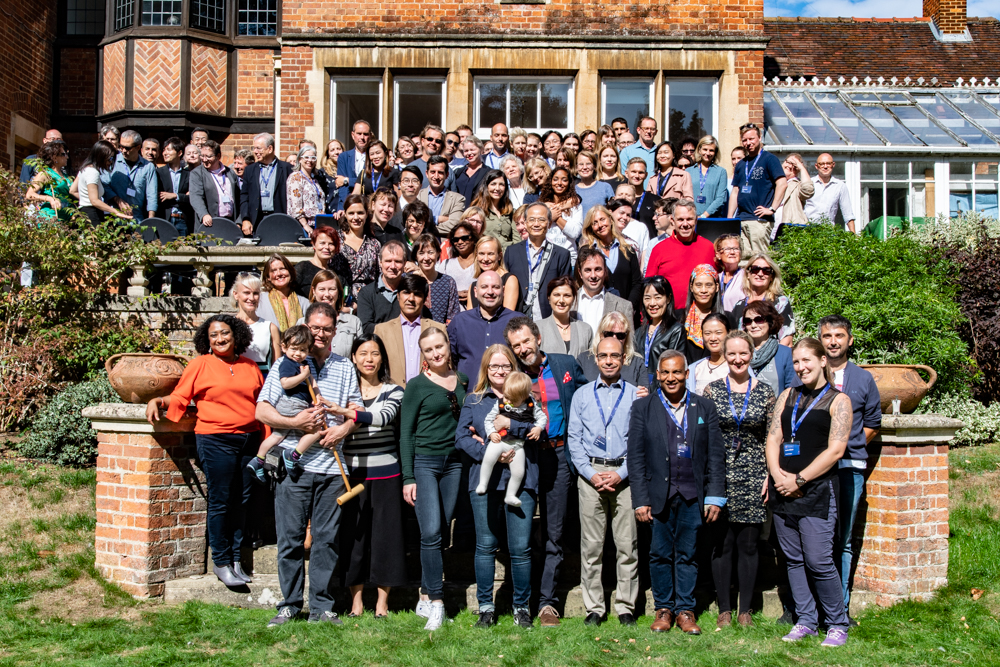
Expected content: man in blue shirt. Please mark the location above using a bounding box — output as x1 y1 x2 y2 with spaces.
102 129 158 220
618 116 659 189
727 123 787 260
447 271 517 387
568 336 639 627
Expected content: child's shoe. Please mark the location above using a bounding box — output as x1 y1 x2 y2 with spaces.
282 448 301 471
504 494 522 507
246 456 267 485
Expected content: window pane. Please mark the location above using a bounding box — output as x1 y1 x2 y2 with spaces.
849 93 922 145
191 0 226 33
238 0 278 36
67 0 106 35
667 79 714 141
396 80 443 143
480 84 508 128
604 80 651 132
510 84 536 128
939 92 1000 140
772 91 845 146
810 93 882 145
539 83 569 129
888 104 960 146
114 0 134 31
142 0 182 26
333 80 380 148
861 161 884 179
763 97 807 145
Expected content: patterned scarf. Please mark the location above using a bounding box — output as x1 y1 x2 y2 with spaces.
685 263 720 348
268 289 302 332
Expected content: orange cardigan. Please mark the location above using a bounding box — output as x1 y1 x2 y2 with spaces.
166 354 264 434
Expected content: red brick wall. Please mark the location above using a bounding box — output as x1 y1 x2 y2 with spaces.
59 48 98 117
103 41 127 114
281 0 763 35
278 47 312 151
236 49 275 118
134 40 182 111
0 0 56 171
221 133 256 164
191 43 228 116
736 51 764 124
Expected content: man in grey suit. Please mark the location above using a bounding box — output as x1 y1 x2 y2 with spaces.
189 140 241 226
418 156 465 233
573 246 634 336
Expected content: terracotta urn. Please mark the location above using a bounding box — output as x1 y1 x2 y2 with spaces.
859 364 938 414
105 353 189 404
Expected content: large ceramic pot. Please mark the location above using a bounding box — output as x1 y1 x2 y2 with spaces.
859 364 937 414
106 353 189 404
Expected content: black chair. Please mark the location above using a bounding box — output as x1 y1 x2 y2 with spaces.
696 218 742 245
257 213 308 246
195 218 245 245
314 214 337 230
140 217 180 243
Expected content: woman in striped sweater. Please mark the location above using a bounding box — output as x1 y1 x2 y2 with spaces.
327 333 406 619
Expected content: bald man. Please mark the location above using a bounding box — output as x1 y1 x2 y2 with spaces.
803 153 856 233
20 129 65 182
484 123 511 170
447 269 519 386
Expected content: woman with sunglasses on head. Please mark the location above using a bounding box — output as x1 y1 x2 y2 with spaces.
742 300 796 397
576 311 646 387
634 275 685 387
684 263 725 364
731 254 795 345
399 327 468 631
437 220 480 304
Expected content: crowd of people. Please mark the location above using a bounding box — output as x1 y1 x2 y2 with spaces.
38 117 875 644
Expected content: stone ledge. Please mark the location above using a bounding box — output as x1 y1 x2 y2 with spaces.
878 413 964 443
83 403 197 434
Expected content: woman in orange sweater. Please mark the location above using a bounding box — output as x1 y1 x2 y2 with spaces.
145 314 264 588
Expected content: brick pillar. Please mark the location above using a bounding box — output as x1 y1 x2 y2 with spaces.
924 0 967 36
854 414 961 606
85 403 206 598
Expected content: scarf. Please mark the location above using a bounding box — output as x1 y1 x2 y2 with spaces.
750 336 780 373
684 264 719 348
268 289 302 332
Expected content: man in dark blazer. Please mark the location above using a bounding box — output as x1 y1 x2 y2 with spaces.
504 316 589 628
189 140 240 227
155 136 192 234
622 158 663 237
504 203 574 320
239 132 293 234
334 120 372 211
628 349 726 636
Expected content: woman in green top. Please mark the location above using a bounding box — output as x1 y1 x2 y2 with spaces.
25 140 75 221
399 326 468 631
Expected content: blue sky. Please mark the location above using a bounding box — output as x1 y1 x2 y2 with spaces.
764 0 999 19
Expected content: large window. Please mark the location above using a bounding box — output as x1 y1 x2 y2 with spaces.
602 78 653 133
860 160 934 231
950 161 1000 218
474 78 573 136
665 78 717 142
114 0 134 31
394 78 445 144
191 0 226 33
238 0 278 36
331 78 382 147
142 0 183 26
66 0 106 35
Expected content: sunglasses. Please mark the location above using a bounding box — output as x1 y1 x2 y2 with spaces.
748 265 775 276
452 235 472 243
446 391 461 419
425 137 443 144
602 331 627 341
445 139 458 145
740 123 761 132
119 144 138 151
742 315 768 327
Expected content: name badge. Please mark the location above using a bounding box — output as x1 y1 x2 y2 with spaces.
741 184 752 194
222 192 233 204
126 188 137 197
677 441 692 459
783 441 800 457
593 436 607 452
261 190 271 198
696 195 707 204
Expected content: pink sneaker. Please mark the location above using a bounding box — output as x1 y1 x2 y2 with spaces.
821 628 848 647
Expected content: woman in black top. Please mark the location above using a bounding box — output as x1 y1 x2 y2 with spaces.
765 337 852 647
634 276 684 387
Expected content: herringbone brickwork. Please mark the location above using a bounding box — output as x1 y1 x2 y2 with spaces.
191 43 228 116
102 40 127 114
236 49 274 118
133 39 181 111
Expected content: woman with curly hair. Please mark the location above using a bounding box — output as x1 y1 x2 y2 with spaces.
144 314 263 589
25 140 74 221
537 166 583 264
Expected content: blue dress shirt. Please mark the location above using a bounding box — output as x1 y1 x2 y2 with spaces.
567 377 636 482
102 154 158 218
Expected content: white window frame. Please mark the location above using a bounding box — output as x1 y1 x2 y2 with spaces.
329 76 384 144
392 77 447 145
663 77 719 141
473 77 575 138
948 159 1000 217
859 160 935 233
600 77 655 127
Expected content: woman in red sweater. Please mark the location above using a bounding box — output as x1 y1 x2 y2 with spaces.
145 314 264 588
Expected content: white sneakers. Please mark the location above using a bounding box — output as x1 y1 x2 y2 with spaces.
415 599 432 618
423 601 446 630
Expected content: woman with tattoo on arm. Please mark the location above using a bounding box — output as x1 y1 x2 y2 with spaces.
765 337 853 648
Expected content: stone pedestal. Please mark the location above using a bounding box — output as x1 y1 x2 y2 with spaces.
85 403 206 598
854 413 962 605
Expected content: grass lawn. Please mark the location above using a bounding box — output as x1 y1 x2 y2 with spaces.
0 448 999 666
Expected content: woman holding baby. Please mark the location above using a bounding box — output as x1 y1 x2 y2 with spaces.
455 344 539 630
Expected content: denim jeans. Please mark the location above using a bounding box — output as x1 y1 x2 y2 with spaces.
836 467 866 609
649 495 702 612
195 432 259 567
413 452 463 600
470 489 536 613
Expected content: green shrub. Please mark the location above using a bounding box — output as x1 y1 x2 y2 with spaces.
18 375 122 466
772 225 974 394
918 390 1000 448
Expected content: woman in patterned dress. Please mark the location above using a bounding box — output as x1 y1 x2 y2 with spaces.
703 329 775 629
339 193 382 300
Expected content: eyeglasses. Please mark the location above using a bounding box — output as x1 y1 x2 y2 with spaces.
816 161 835 167
740 123 761 132
488 363 513 372
719 247 741 254
748 265 776 276
596 353 623 361
445 139 458 145
300 156 317 162
446 391 461 419
742 315 767 327
452 235 472 243
602 331 627 341
308 325 336 335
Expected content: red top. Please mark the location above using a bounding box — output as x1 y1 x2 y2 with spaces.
166 354 264 434
644 235 717 310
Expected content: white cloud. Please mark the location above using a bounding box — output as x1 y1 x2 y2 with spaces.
765 0 998 19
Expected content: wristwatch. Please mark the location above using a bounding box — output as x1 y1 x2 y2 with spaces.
795 474 807 487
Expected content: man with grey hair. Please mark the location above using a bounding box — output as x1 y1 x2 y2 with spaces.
335 120 372 210
411 123 451 188
628 348 726 635
190 140 240 226
503 202 574 319
102 129 157 220
100 124 120 149
239 132 292 234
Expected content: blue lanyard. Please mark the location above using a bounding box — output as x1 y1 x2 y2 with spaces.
657 388 689 441
644 323 659 368
371 171 382 192
744 151 763 185
594 382 626 435
527 241 546 274
790 384 831 441
210 168 227 189
310 175 323 199
260 161 276 188
721 271 738 294
636 192 646 212
655 169 673 198
698 165 709 193
726 376 752 432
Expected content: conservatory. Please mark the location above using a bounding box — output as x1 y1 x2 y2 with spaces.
763 79 1000 236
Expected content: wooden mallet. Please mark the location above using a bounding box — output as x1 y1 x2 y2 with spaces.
307 380 365 505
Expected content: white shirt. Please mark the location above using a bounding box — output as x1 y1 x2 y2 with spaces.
354 149 366 177
804 175 855 226
641 233 669 275
545 203 583 265
78 166 103 208
622 219 650 258
243 319 273 364
575 290 606 336
509 187 525 208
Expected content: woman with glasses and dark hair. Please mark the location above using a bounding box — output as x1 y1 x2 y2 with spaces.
399 326 468 631
741 300 796 397
437 220 480 303
576 311 645 386
635 275 685 386
731 253 795 345
25 140 74 221
72 140 130 225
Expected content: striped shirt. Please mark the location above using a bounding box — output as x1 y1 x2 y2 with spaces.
344 384 404 480
257 353 362 475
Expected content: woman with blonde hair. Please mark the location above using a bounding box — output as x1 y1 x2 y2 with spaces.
575 311 646 386
230 271 281 373
509 128 528 162
467 235 520 311
687 135 730 218
320 139 349 212
523 157 551 200
731 253 795 345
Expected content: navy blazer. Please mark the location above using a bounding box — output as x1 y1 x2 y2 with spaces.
626 390 726 515
335 149 364 210
239 159 292 228
455 391 538 494
154 165 192 224
504 241 574 319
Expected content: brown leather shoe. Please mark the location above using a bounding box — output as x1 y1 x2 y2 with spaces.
737 612 753 627
716 611 732 628
676 610 702 635
538 605 560 627
650 608 674 632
